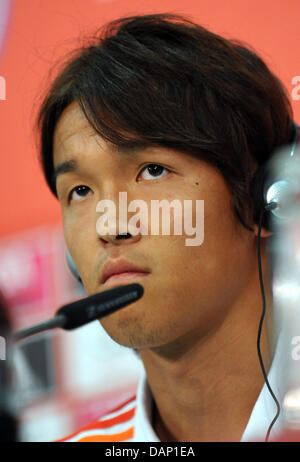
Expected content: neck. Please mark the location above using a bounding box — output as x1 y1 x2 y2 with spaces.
138 250 273 442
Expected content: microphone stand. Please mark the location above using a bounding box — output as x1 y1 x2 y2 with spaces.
13 315 66 341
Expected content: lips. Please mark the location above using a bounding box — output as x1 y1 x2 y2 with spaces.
100 258 150 285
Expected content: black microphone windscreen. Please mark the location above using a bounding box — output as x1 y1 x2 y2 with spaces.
56 283 144 330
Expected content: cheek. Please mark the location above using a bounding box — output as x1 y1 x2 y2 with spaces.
154 185 253 298
195 198 251 281
146 177 241 280
62 208 98 283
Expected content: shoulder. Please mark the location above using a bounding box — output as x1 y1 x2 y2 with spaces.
57 395 137 442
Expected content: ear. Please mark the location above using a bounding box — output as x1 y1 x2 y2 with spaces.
253 224 273 237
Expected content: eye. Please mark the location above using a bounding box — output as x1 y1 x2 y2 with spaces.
138 164 170 181
68 185 92 202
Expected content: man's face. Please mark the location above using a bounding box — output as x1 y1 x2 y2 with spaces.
53 101 257 350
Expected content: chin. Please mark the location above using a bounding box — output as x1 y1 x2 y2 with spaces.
98 313 167 350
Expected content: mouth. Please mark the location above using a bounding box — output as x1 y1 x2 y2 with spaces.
102 271 150 288
100 257 151 288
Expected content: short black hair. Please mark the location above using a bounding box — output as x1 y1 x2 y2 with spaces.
37 13 294 231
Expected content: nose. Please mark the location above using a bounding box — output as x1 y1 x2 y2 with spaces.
99 230 142 246
95 186 143 247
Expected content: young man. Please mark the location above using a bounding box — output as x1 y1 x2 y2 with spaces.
37 13 296 442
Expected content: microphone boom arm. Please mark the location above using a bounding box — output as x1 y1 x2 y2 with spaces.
13 283 144 342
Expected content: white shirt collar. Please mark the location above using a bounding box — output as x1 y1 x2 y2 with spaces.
133 331 287 442
133 364 160 442
241 331 286 441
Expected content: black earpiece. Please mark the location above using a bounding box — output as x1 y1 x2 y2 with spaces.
250 121 299 231
66 248 82 284
253 122 299 441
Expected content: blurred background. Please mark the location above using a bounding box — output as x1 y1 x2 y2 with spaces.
0 0 299 442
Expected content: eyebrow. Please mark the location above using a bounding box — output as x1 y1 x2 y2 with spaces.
52 142 160 187
52 159 78 186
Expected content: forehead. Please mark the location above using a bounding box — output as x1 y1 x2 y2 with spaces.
52 101 219 178
53 101 155 166
53 101 100 157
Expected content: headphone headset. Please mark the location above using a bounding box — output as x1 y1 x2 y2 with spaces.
250 120 299 441
66 247 82 284
250 121 300 231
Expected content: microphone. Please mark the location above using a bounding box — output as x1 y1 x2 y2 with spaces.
13 283 144 341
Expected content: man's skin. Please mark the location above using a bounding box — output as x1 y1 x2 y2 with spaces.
53 101 273 442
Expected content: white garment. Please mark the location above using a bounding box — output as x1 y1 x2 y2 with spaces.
61 329 291 442
133 333 287 442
